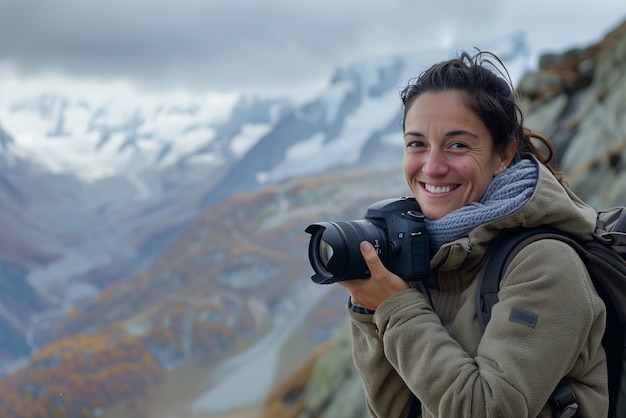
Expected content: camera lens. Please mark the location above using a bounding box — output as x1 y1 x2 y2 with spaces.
305 220 385 284
318 240 334 269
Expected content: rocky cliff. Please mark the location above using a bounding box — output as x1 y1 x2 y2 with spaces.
260 18 626 418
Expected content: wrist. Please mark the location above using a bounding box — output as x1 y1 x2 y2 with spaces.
349 297 375 314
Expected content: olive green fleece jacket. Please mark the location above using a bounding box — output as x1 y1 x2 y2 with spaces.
347 158 608 418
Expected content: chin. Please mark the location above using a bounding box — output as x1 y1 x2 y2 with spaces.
421 204 459 220
421 209 444 220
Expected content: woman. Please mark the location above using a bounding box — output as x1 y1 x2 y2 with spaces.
339 51 608 417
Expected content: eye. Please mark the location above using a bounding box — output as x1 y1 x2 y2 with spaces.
449 142 468 150
406 140 425 148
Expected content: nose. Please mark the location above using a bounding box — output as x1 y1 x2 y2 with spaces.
422 149 449 177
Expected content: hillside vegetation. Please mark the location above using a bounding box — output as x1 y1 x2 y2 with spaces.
0 164 410 417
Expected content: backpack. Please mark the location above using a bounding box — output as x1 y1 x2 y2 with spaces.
476 207 626 418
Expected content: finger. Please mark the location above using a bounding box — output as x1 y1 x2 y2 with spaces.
360 241 387 278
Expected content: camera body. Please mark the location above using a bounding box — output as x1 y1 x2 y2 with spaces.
305 196 430 284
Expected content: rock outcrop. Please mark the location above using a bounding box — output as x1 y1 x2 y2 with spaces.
520 19 626 209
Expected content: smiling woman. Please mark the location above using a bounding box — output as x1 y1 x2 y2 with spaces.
335 50 609 418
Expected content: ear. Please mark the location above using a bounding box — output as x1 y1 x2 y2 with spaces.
494 139 518 175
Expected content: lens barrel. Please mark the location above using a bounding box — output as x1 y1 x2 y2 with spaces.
305 220 385 284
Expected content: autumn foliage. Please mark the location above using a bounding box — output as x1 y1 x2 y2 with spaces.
0 333 162 418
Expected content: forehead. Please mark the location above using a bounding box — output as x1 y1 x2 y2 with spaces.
407 90 465 110
404 90 484 130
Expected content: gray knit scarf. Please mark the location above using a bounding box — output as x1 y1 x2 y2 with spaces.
424 158 538 251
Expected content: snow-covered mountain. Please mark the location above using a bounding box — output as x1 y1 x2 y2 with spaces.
0 32 530 370
0 91 287 179
201 33 531 207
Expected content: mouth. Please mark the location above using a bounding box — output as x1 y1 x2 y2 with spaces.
422 183 459 194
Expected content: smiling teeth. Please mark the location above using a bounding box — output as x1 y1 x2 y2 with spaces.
425 184 452 194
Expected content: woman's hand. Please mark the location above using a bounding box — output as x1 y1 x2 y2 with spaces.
338 241 411 310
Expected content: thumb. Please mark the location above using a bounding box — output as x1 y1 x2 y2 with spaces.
360 241 387 277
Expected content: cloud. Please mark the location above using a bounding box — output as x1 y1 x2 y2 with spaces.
0 0 624 99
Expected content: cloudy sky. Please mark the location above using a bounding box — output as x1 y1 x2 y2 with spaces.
0 0 624 102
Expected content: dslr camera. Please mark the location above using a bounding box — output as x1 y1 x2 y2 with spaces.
305 196 430 284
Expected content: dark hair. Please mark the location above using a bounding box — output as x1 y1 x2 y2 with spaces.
400 50 562 182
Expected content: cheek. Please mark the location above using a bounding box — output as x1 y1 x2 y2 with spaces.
403 156 421 180
466 165 494 197
453 162 474 180
402 155 412 176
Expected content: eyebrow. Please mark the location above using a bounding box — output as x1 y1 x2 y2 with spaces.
404 129 479 139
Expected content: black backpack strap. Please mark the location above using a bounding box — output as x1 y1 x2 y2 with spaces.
477 228 555 328
476 227 582 418
405 393 422 418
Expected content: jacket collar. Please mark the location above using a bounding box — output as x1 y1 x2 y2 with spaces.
427 156 596 292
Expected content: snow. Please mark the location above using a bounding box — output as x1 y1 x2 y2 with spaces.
265 85 401 183
230 122 273 158
324 88 401 162
320 81 352 124
0 81 238 181
284 132 325 161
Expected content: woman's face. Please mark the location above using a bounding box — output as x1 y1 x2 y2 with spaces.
403 90 515 220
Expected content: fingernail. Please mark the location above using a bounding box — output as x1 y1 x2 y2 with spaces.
361 241 372 253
